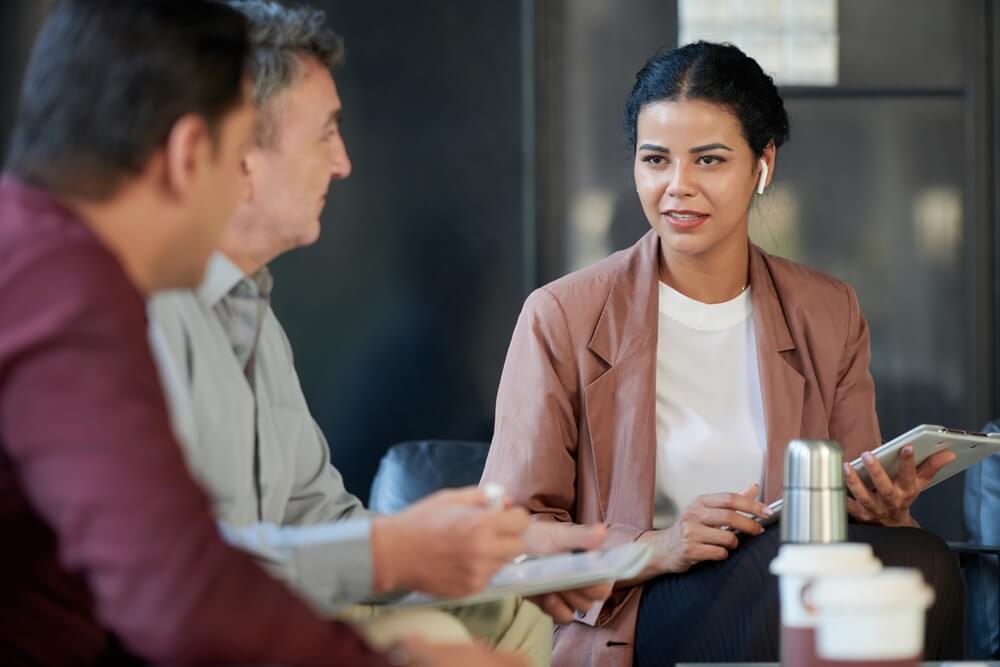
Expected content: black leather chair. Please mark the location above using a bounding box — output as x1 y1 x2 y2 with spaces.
368 440 491 514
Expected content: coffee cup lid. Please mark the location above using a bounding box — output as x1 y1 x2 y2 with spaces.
806 567 935 610
769 542 881 577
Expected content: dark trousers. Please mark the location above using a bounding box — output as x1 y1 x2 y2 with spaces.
633 524 965 666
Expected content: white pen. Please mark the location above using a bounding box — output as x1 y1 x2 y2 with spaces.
483 482 506 511
482 483 539 565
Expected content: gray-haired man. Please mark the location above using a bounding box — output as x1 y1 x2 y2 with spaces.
148 2 609 665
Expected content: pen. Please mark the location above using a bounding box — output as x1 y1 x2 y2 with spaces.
483 482 505 511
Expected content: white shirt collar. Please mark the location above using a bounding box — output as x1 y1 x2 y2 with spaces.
195 252 247 307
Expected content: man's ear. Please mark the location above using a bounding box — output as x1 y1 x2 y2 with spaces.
162 113 211 201
241 148 259 202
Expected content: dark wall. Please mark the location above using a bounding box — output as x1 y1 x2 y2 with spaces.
267 1 529 501
2 1 997 536
0 1 529 504
532 0 997 539
0 3 50 161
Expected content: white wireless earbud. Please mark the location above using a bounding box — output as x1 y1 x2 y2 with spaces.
756 158 769 195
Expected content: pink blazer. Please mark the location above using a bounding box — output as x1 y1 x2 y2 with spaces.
482 230 881 667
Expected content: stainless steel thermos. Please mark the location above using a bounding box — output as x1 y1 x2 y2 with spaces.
780 439 846 543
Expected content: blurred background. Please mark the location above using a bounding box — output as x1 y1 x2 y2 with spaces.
2 0 997 539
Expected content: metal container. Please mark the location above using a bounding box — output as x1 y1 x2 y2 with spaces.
781 439 846 543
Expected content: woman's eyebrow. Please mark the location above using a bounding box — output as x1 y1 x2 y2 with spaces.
689 142 733 153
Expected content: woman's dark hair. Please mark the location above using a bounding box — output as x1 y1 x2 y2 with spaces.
624 41 790 156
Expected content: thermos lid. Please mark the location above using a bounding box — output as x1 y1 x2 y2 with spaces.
783 439 843 490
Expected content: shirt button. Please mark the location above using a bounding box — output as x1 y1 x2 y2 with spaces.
576 610 586 619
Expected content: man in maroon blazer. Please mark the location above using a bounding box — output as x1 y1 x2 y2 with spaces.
0 2 520 666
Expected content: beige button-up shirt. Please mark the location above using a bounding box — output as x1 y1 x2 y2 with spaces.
149 253 375 610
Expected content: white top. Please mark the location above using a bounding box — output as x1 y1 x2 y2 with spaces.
652 281 767 529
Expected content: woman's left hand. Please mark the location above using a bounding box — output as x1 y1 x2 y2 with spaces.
843 446 957 527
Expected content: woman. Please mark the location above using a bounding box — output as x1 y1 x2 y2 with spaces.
482 42 963 667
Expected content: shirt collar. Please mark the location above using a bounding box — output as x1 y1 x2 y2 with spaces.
196 252 248 307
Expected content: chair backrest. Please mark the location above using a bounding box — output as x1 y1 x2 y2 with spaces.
368 440 490 514
963 420 1000 658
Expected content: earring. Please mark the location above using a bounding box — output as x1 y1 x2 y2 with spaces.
757 158 769 195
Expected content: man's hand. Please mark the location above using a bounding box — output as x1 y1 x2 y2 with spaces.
844 447 956 527
389 637 528 667
371 487 528 598
523 521 612 624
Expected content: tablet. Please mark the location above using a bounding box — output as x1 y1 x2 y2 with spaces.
850 424 1000 490
759 425 1000 525
387 542 653 609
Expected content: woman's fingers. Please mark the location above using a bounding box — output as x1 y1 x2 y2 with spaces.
894 445 918 495
858 452 898 507
700 489 772 519
662 486 773 573
843 462 886 519
689 523 741 549
690 543 730 562
536 593 575 624
554 586 608 613
846 497 874 523
915 449 957 486
700 507 764 535
845 447 957 525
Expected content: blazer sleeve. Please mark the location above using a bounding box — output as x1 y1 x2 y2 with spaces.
828 283 882 462
484 287 645 626
483 287 582 520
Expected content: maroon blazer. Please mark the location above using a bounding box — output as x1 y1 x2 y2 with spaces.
482 230 881 667
0 178 389 666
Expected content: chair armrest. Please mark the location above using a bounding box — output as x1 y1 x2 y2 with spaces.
948 541 1000 556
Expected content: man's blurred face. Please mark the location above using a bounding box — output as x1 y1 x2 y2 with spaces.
247 55 352 256
171 84 256 287
202 99 255 251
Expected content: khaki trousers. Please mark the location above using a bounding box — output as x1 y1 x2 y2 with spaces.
338 598 552 667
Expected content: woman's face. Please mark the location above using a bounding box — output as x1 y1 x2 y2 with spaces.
633 98 771 260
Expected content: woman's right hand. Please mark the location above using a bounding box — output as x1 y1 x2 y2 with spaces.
637 483 772 577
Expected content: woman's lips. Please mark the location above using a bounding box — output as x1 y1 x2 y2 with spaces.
663 209 709 230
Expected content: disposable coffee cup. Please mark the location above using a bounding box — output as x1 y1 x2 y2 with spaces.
807 567 934 667
770 543 882 667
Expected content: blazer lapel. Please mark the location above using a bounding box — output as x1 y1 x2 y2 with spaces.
584 231 660 528
750 246 805 501
581 238 804 516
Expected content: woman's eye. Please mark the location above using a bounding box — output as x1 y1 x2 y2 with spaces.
642 155 668 166
697 155 725 166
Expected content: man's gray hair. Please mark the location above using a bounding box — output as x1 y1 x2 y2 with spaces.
228 0 344 146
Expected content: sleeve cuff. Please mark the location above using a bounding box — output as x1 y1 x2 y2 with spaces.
287 518 375 610
576 522 644 627
219 519 375 611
